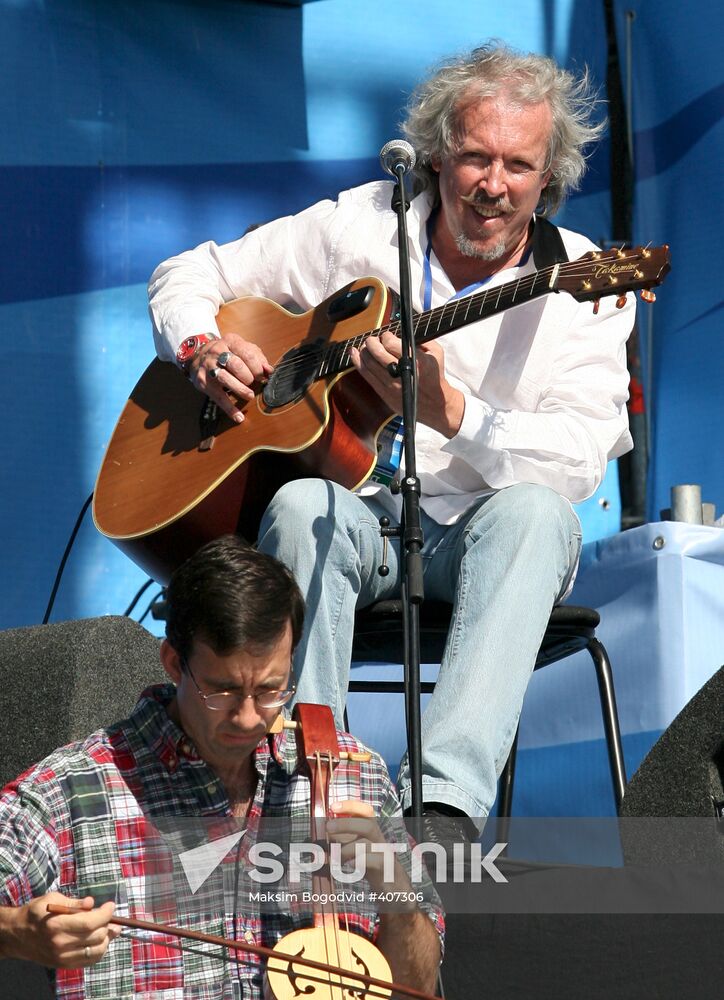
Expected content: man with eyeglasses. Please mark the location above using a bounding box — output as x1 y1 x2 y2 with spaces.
148 43 635 841
0 536 443 998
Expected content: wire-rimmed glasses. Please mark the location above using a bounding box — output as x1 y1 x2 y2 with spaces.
183 661 295 711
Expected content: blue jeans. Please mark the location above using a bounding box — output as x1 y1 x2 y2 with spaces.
257 480 581 817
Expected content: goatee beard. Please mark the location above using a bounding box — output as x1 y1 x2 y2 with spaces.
456 192 514 260
454 233 507 261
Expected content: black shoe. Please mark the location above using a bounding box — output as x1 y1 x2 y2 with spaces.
407 806 478 882
422 804 478 846
404 803 478 864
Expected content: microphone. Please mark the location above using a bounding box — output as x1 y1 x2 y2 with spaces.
379 139 416 178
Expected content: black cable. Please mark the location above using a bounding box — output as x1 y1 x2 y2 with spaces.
137 588 166 625
42 492 94 625
123 577 155 617
42 494 164 626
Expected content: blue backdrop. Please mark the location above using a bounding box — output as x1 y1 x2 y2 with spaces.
1 0 720 644
618 0 724 524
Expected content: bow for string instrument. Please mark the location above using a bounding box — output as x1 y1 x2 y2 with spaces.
48 703 440 1000
265 702 393 1000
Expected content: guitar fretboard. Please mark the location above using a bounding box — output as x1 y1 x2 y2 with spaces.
263 243 668 395
315 263 558 379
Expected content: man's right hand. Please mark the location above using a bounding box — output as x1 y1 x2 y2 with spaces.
0 892 119 968
188 333 274 424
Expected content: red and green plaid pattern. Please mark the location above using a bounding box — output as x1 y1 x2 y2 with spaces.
0 685 443 998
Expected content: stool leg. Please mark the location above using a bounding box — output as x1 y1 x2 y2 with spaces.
495 727 519 849
587 637 627 813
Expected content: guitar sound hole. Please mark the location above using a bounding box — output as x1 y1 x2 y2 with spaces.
263 341 325 409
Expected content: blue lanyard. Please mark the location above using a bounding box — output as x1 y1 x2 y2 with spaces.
422 211 532 311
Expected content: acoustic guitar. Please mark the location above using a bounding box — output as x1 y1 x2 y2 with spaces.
93 245 670 583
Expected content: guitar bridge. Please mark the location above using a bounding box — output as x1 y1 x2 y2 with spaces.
199 398 219 451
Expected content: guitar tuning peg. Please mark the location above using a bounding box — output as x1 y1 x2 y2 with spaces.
592 299 601 315
640 289 657 303
616 295 628 309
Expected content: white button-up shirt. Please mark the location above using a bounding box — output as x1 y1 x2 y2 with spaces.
149 180 634 524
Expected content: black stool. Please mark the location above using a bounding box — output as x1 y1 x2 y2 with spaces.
349 601 627 816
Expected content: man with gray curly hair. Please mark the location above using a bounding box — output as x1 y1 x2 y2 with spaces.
403 42 603 220
148 42 635 840
399 42 605 282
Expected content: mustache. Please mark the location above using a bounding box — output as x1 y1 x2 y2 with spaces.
460 191 514 214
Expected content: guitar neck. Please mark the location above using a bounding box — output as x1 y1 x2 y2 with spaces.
406 263 558 346
322 262 559 379
308 242 670 385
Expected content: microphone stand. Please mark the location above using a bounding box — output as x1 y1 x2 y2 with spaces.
384 162 425 816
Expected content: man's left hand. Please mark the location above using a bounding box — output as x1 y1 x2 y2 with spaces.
349 334 465 438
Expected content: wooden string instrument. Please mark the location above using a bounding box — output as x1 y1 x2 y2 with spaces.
265 703 393 1000
49 704 438 1000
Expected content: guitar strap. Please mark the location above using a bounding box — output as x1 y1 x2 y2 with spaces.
368 215 570 488
531 215 570 267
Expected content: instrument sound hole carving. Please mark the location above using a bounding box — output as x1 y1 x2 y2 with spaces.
263 341 326 409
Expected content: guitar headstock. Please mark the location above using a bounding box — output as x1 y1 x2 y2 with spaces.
557 245 671 304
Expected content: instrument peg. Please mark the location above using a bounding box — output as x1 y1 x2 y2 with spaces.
640 289 657 303
339 751 373 762
592 299 601 315
268 716 298 734
615 295 628 309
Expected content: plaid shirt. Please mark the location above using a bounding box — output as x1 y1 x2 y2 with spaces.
0 685 443 999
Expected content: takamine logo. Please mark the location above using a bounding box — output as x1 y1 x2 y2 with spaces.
593 261 637 277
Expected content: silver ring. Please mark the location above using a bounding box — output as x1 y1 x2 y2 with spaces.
217 351 232 369
209 367 221 380
84 945 91 959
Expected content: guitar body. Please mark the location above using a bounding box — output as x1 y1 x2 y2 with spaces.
93 278 396 583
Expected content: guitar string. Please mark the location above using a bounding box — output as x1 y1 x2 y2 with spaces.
266 272 536 388
267 742 379 999
330 746 356 988
329 747 364 995
331 746 356 996
319 748 350 997
260 253 650 389
263 304 629 404
115 928 393 998
275 249 646 378
280 241 648 377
